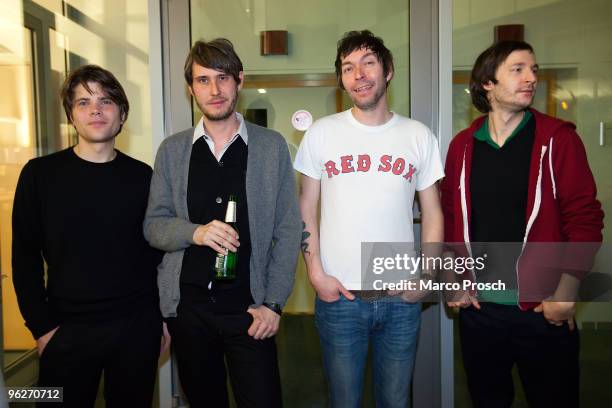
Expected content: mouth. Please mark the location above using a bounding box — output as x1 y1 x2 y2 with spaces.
89 121 107 127
208 99 227 106
353 83 374 94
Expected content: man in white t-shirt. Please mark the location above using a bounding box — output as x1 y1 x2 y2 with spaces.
294 30 444 407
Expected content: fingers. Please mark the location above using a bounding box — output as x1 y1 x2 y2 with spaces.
160 322 171 355
338 284 355 300
247 309 279 340
36 326 59 357
534 303 543 313
253 320 278 339
568 319 576 331
318 293 340 302
471 298 481 310
194 221 240 253
247 318 260 338
209 221 239 252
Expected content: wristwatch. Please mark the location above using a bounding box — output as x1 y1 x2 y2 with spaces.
263 302 283 316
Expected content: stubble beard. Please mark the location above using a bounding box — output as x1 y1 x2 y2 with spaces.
490 87 535 113
352 82 387 111
202 91 239 122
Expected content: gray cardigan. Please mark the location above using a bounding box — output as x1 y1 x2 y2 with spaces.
144 122 301 318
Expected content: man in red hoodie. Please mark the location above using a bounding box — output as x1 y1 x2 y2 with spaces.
441 41 603 407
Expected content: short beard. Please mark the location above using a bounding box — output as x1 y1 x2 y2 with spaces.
352 83 387 111
202 91 239 122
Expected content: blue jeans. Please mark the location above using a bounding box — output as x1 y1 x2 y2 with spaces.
315 295 421 408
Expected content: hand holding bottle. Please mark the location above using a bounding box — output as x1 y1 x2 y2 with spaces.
192 220 239 254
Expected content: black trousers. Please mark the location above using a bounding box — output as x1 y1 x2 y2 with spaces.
167 299 282 408
459 303 580 408
37 306 161 408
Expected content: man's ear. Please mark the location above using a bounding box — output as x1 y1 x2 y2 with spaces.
238 71 244 91
386 69 394 83
188 85 194 97
482 80 494 91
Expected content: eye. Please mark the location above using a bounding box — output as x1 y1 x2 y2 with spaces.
101 99 113 105
342 66 352 74
219 75 229 81
197 77 208 84
77 100 88 107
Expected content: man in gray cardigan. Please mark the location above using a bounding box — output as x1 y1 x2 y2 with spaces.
144 38 300 407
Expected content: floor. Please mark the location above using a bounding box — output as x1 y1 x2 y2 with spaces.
5 314 611 407
275 314 612 408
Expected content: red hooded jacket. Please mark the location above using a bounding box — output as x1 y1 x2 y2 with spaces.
441 108 604 309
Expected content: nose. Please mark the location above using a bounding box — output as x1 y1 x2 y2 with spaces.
90 102 102 115
210 79 220 95
353 65 363 80
525 69 537 84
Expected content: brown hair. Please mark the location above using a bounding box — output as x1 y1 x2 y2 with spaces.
184 38 243 85
470 40 534 113
60 64 129 123
335 30 394 89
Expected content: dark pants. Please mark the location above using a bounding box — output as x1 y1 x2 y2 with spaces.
167 300 282 408
37 306 161 408
459 303 580 408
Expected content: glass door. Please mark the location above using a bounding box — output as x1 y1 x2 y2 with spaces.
1 2 70 381
1 25 39 370
452 0 612 405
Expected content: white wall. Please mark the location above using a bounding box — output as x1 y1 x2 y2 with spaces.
190 0 410 116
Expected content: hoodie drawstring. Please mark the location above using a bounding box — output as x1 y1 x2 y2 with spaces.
548 138 557 199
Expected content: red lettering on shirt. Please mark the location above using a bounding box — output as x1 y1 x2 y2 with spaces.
392 158 405 175
356 154 371 172
340 155 355 173
403 164 417 182
378 155 392 172
323 154 416 183
324 160 340 178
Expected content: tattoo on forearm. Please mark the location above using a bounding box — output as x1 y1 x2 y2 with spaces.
301 221 311 254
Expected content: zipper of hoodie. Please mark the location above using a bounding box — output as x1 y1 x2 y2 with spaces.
515 145 548 309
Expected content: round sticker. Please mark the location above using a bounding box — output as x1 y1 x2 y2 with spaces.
291 110 313 131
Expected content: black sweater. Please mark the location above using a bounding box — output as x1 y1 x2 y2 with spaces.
180 136 253 311
12 148 161 339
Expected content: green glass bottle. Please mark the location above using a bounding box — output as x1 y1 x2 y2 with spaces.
214 195 238 280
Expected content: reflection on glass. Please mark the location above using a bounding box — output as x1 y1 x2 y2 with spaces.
1 27 38 368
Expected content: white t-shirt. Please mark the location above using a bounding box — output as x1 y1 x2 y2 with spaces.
294 109 444 289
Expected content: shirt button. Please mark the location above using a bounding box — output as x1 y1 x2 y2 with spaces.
216 197 222 204
219 161 224 167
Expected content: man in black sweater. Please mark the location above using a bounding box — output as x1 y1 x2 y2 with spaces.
12 65 166 407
